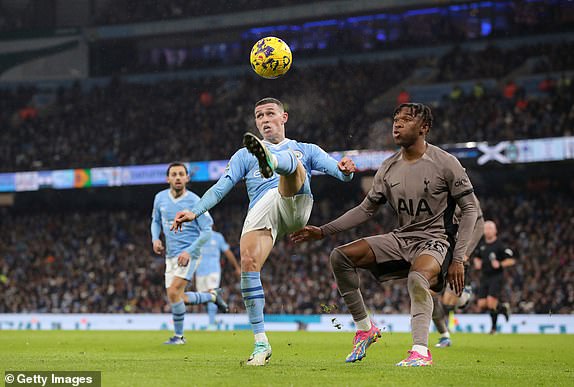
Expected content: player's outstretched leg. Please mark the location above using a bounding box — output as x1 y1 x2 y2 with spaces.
243 132 274 178
243 132 298 178
241 272 272 366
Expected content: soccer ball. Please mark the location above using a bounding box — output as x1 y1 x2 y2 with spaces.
250 37 292 79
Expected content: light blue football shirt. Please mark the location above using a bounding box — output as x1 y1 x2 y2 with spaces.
191 138 353 215
196 231 230 276
151 189 213 258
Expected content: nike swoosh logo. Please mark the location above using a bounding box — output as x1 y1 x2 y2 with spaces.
391 182 400 187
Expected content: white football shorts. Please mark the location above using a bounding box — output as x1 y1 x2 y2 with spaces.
165 256 201 288
195 272 221 292
241 188 313 244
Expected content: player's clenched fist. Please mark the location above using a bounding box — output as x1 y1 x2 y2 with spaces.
170 210 197 232
338 157 356 175
152 239 165 255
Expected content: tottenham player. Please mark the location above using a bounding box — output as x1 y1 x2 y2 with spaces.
292 103 478 366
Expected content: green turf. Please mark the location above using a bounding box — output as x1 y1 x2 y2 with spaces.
1 331 572 386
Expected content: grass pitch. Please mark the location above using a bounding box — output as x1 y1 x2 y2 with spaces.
1 331 572 386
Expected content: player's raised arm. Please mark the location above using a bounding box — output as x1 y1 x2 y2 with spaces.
292 165 386 243
309 144 356 181
291 197 377 243
292 193 385 244
171 151 247 232
183 211 214 261
337 156 356 176
290 225 324 243
171 210 198 232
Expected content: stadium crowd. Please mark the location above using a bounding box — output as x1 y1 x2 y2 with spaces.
1 179 572 315
1 41 573 172
435 41 574 83
1 1 572 322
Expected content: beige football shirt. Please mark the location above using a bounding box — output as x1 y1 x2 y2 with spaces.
366 143 474 241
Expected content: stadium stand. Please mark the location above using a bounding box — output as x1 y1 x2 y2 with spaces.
1 174 572 315
1 0 572 322
1 42 573 172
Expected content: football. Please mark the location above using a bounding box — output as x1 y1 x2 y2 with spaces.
250 36 292 79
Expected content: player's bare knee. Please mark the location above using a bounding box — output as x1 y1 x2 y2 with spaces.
166 286 180 302
241 252 259 272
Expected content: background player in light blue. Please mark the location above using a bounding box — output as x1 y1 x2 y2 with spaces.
196 226 240 330
151 162 229 345
172 98 356 365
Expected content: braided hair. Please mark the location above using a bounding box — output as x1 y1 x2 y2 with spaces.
393 103 433 132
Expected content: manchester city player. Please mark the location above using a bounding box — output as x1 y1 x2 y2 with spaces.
172 98 356 365
151 162 228 345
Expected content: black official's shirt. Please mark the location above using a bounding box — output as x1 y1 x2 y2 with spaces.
474 239 514 277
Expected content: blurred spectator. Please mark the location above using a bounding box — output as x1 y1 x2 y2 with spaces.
515 96 529 112
503 80 518 100
18 106 38 121
558 73 572 92
473 82 485 100
538 76 556 95
397 89 410 105
449 85 463 101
